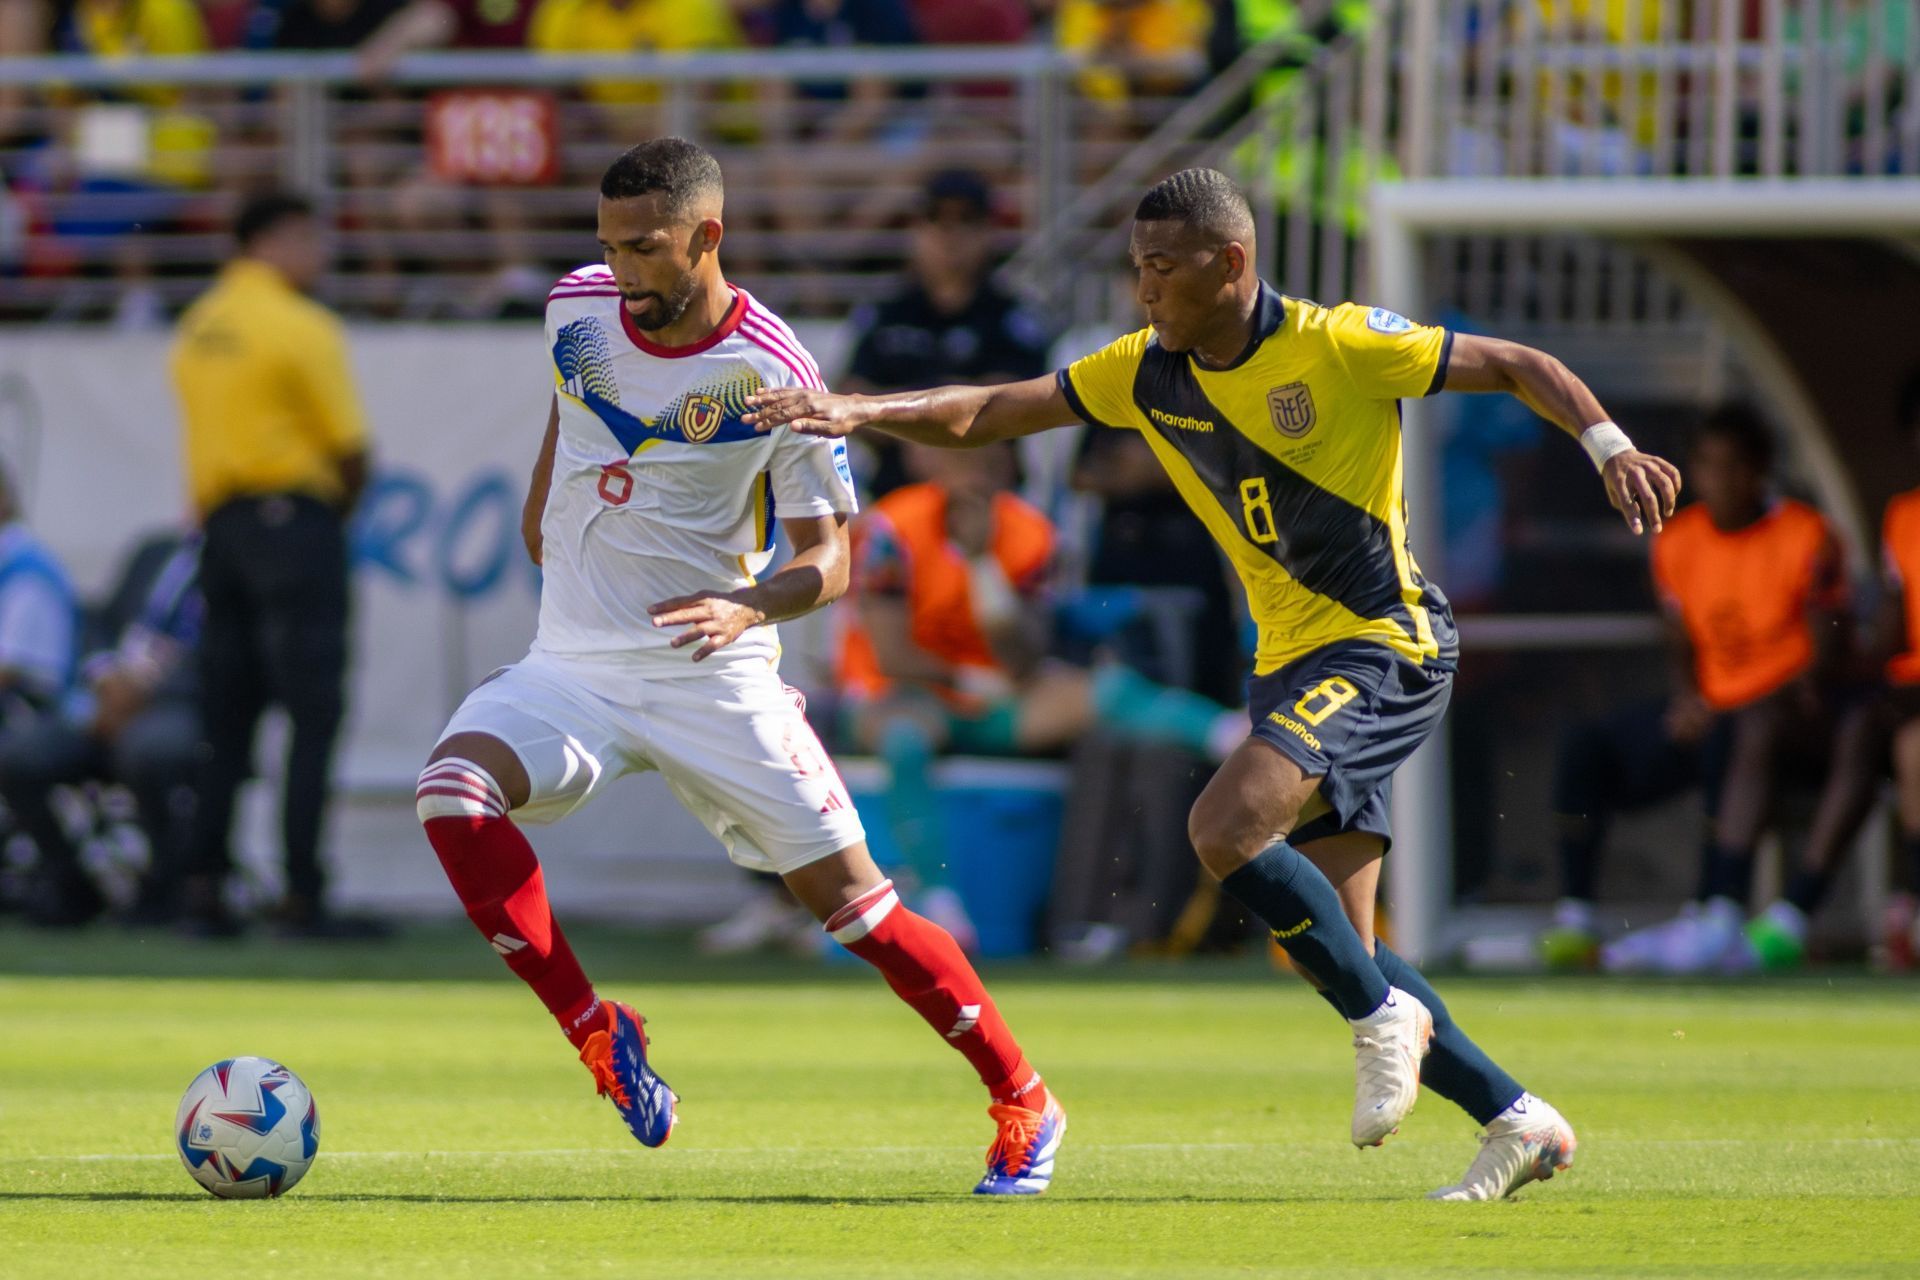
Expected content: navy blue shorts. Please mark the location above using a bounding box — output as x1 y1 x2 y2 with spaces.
1247 641 1454 851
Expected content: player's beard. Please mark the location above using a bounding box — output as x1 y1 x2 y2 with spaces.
623 273 699 331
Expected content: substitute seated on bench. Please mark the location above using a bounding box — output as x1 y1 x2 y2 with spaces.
836 441 1240 951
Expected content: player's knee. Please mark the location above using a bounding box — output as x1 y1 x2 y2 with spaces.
415 757 510 826
1187 803 1269 881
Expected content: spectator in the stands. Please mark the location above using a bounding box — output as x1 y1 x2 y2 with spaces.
262 0 408 51
1071 428 1243 705
842 168 1050 496
746 0 922 302
0 534 202 927
0 458 77 734
1056 0 1211 121
339 0 543 76
0 455 78 917
199 0 257 48
0 0 48 142
907 0 1026 44
529 0 745 105
59 0 208 63
839 441 1244 952
756 0 919 136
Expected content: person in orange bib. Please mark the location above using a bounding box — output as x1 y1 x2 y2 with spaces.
1736 374 1920 972
1548 408 1850 974
840 441 1239 949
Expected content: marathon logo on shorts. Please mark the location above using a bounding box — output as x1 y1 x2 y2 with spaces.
1267 710 1322 751
1272 917 1313 940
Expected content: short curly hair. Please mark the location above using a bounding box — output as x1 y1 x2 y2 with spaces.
601 137 724 218
1134 167 1254 245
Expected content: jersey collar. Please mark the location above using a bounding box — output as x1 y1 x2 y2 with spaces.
1201 283 1286 372
619 285 746 358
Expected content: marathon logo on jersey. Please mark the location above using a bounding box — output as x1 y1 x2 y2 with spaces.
679 394 726 443
1148 407 1215 434
1366 307 1414 334
1267 382 1317 438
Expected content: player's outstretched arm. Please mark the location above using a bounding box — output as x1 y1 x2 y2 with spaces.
648 512 850 663
1443 334 1682 535
521 396 559 566
744 374 1075 448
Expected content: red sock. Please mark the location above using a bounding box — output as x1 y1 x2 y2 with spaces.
418 759 601 1048
827 881 1048 1111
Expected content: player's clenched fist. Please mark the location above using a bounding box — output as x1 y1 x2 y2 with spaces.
744 388 870 438
1601 450 1683 536
648 592 767 662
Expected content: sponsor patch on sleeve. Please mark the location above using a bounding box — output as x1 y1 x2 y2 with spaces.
1366 307 1414 334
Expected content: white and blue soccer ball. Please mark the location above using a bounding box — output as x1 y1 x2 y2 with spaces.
175 1057 320 1199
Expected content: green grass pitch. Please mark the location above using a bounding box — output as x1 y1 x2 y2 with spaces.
1 926 1917 1278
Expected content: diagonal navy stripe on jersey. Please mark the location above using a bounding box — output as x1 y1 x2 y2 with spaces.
1130 345 1454 658
562 382 765 455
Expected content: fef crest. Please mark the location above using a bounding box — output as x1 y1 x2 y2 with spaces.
679 394 725 443
1267 382 1317 439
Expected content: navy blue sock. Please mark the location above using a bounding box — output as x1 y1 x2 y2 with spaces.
1372 941 1525 1126
1219 842 1389 1020
1783 868 1832 916
1700 843 1750 905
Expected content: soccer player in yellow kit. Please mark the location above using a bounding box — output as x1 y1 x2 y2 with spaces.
748 168 1681 1200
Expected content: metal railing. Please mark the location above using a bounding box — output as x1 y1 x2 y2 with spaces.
3 9 1915 330
0 46 1204 322
1009 0 1917 331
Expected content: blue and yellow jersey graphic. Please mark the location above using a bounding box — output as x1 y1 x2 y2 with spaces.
1058 285 1458 675
553 316 768 456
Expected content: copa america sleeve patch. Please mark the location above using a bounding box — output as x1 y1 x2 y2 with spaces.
1367 307 1414 334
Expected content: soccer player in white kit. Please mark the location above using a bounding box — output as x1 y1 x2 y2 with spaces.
413 139 1064 1195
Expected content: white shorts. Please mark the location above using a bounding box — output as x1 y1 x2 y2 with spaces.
439 651 865 876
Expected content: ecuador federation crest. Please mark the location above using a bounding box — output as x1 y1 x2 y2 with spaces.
678 393 726 443
1267 382 1316 439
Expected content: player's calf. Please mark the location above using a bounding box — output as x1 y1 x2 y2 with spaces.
415 756 600 1040
820 878 1064 1193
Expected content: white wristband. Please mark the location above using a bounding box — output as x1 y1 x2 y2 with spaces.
1580 421 1634 472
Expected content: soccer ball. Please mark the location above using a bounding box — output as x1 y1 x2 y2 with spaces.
175 1057 320 1199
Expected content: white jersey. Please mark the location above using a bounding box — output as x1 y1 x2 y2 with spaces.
534 266 857 674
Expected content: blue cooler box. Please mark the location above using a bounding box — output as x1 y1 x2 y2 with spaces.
837 758 1066 958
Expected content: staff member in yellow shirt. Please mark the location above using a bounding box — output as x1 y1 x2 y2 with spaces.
170 192 378 939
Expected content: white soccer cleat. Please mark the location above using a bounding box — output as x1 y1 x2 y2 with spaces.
1350 987 1433 1148
1599 902 1700 974
1655 897 1743 974
1427 1094 1577 1201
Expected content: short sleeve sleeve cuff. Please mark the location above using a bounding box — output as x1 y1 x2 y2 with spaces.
1057 367 1110 429
1423 330 1454 397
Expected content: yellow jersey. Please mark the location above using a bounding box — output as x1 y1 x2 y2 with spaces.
1059 285 1456 676
527 0 743 104
171 260 370 517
